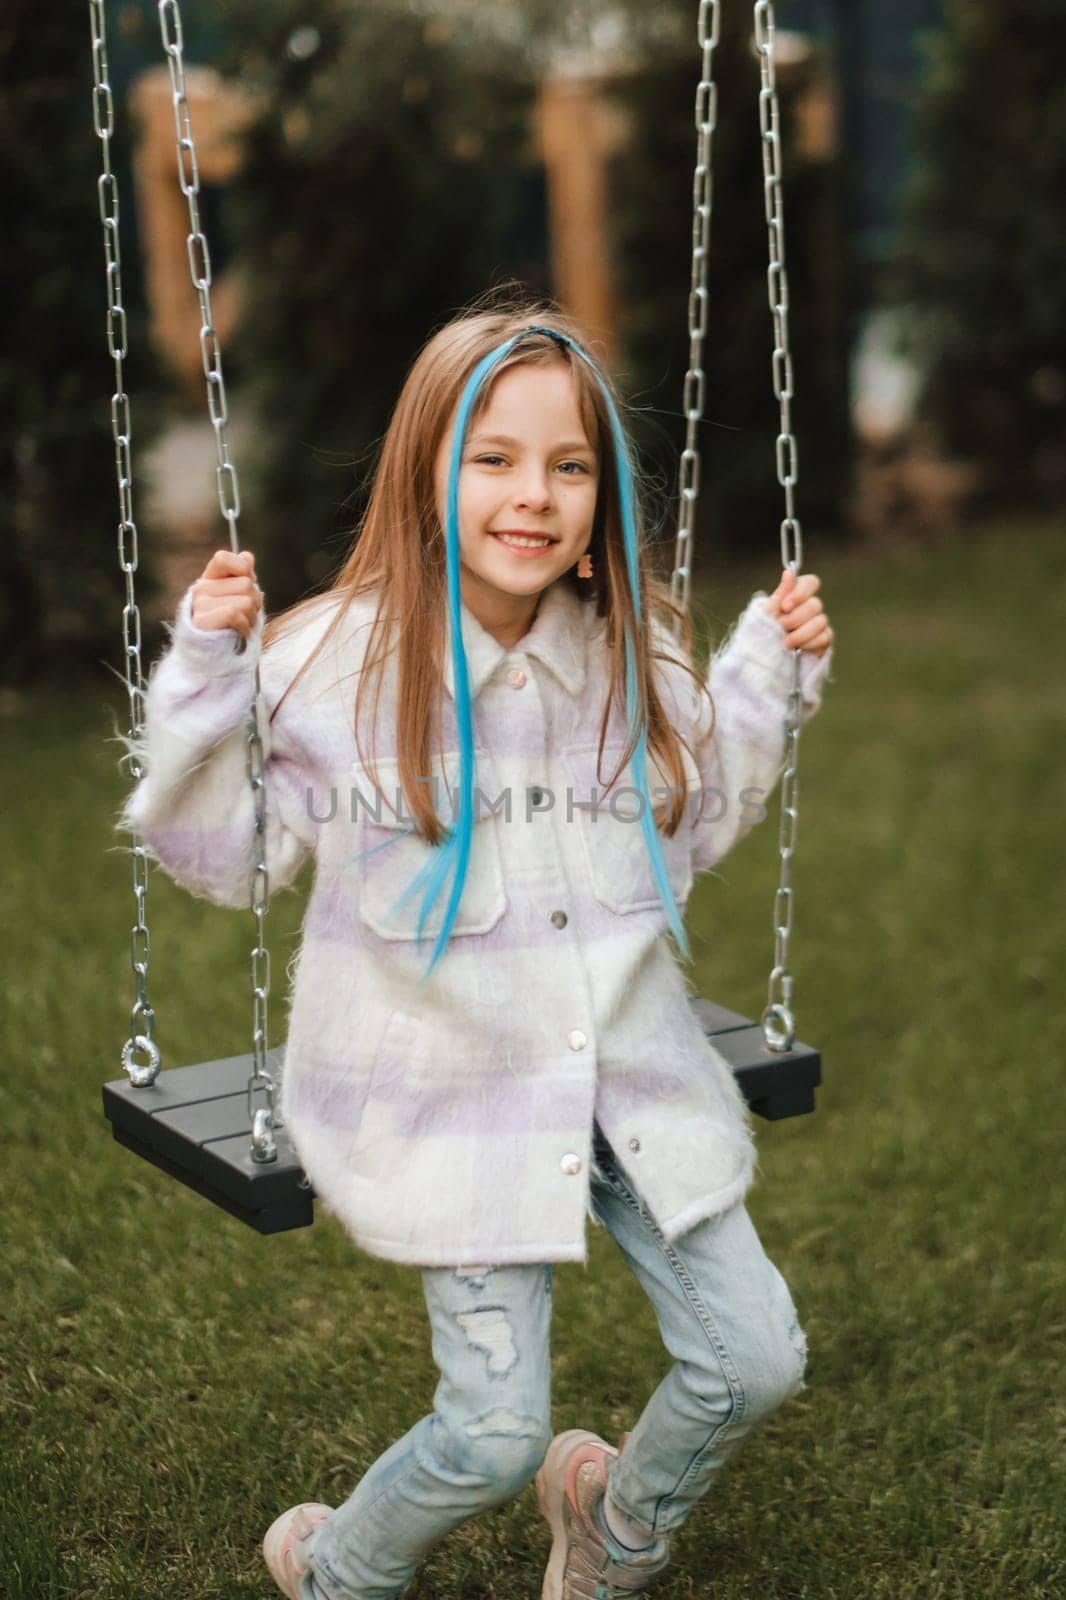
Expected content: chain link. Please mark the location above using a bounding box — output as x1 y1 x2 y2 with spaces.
91 2 276 1146
154 0 278 1157
669 0 721 637
670 2 807 1052
754 0 804 1052
90 0 161 1089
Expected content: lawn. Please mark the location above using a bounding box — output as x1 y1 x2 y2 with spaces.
1 514 1063 1598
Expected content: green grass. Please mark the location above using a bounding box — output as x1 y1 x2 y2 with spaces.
2 514 1064 1598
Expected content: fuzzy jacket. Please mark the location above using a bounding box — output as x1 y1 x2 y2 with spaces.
118 577 834 1267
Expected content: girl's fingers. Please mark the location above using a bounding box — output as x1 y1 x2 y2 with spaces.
196 592 260 617
785 616 833 650
781 595 824 629
212 611 253 640
193 609 249 637
196 576 258 597
764 568 796 616
765 570 831 651
200 548 257 582
192 592 262 635
764 575 831 648
781 571 820 612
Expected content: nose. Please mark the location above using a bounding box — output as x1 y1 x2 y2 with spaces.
512 465 553 513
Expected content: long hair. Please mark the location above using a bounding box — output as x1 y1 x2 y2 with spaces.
263 295 714 982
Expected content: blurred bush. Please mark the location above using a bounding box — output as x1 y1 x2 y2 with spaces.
893 0 1066 499
1 5 164 685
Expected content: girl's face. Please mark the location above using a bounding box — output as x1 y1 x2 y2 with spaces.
433 360 600 619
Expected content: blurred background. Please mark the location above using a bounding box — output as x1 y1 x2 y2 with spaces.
3 9 1065 1597
5 0 1065 681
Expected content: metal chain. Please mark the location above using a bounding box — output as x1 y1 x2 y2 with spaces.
89 0 161 1090
669 0 722 638
155 0 277 1159
754 0 803 1052
91 0 276 1153
669 1 806 1052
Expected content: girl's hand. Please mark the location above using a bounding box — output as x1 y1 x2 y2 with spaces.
190 549 263 640
762 568 833 657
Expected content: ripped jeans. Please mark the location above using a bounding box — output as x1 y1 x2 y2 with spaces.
303 1122 807 1600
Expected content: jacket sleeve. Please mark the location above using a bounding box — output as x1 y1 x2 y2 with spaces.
689 591 835 876
114 585 318 908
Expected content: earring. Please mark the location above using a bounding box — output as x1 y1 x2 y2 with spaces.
577 552 593 580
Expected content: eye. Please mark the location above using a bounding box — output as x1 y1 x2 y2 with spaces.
472 453 507 467
557 460 592 475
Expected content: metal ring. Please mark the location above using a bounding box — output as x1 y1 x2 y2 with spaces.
760 1002 796 1054
251 1106 278 1164
121 1034 161 1087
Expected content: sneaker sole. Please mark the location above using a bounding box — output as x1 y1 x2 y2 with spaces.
535 1428 618 1600
262 1503 333 1600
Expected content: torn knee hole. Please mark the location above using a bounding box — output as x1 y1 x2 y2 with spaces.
456 1306 518 1375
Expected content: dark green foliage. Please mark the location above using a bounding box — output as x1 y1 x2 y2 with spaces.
892 0 1066 497
1 5 164 684
606 3 850 575
212 1 550 605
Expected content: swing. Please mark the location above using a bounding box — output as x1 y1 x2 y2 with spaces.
97 0 822 1236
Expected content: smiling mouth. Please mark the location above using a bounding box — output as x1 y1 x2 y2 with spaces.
489 531 559 550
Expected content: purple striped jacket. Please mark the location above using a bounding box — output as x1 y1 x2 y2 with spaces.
118 578 833 1266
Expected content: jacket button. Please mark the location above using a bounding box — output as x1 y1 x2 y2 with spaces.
629 1136 641 1152
550 910 568 929
560 1152 582 1175
507 668 526 688
568 1029 587 1051
531 786 545 804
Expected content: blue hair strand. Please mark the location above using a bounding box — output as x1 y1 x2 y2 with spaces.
384 324 690 987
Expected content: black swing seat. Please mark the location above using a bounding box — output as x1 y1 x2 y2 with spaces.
102 1000 821 1236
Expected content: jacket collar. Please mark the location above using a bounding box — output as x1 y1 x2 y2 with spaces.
443 579 594 702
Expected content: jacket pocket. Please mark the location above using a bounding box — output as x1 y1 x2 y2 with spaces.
564 740 698 915
352 750 507 941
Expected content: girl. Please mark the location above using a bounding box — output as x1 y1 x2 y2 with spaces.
119 304 834 1600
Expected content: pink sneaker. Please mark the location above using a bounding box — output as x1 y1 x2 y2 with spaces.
262 1502 334 1600
534 1429 671 1599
